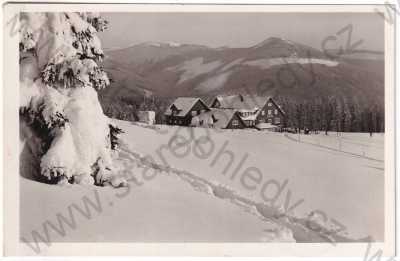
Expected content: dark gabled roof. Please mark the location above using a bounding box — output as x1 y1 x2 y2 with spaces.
213 94 286 115
192 108 244 129
212 95 270 111
164 97 208 117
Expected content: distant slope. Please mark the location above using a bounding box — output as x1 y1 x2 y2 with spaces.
100 37 384 108
104 42 209 69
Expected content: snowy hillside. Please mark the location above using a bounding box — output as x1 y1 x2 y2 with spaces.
100 37 384 109
116 121 384 241
20 120 384 246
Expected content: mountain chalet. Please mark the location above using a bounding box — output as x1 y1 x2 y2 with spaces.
164 95 285 130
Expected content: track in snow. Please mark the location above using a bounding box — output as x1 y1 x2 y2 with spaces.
118 143 356 243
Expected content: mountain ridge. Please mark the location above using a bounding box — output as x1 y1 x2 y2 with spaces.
99 36 384 110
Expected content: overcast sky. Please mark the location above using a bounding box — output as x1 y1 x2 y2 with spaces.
98 12 384 51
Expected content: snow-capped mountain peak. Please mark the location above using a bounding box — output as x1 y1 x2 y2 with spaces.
141 41 182 47
252 37 295 49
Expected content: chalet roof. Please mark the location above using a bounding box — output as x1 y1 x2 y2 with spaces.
194 108 242 129
164 97 207 117
213 95 270 110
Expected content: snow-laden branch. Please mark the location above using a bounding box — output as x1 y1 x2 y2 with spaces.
19 12 126 187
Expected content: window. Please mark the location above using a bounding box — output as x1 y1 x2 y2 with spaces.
268 110 272 115
261 111 265 116
275 117 281 124
274 109 278 115
268 102 273 106
232 120 239 126
267 118 272 123
191 111 197 116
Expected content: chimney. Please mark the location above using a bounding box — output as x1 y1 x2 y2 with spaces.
239 94 244 102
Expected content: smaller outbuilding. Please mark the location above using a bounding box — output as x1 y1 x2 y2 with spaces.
137 110 156 125
255 122 280 131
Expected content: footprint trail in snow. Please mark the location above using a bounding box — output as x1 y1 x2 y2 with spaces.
116 144 355 243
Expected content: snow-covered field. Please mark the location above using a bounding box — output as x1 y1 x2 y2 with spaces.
20 120 384 245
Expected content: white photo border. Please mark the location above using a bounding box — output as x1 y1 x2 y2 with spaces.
2 3 396 257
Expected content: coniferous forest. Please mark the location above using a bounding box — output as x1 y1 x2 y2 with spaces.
99 93 384 135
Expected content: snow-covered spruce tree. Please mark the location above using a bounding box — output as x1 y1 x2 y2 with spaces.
19 12 127 187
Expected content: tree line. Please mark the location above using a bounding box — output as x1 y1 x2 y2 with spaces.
276 96 384 135
100 94 384 135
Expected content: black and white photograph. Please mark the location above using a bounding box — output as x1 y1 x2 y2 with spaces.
2 3 396 257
